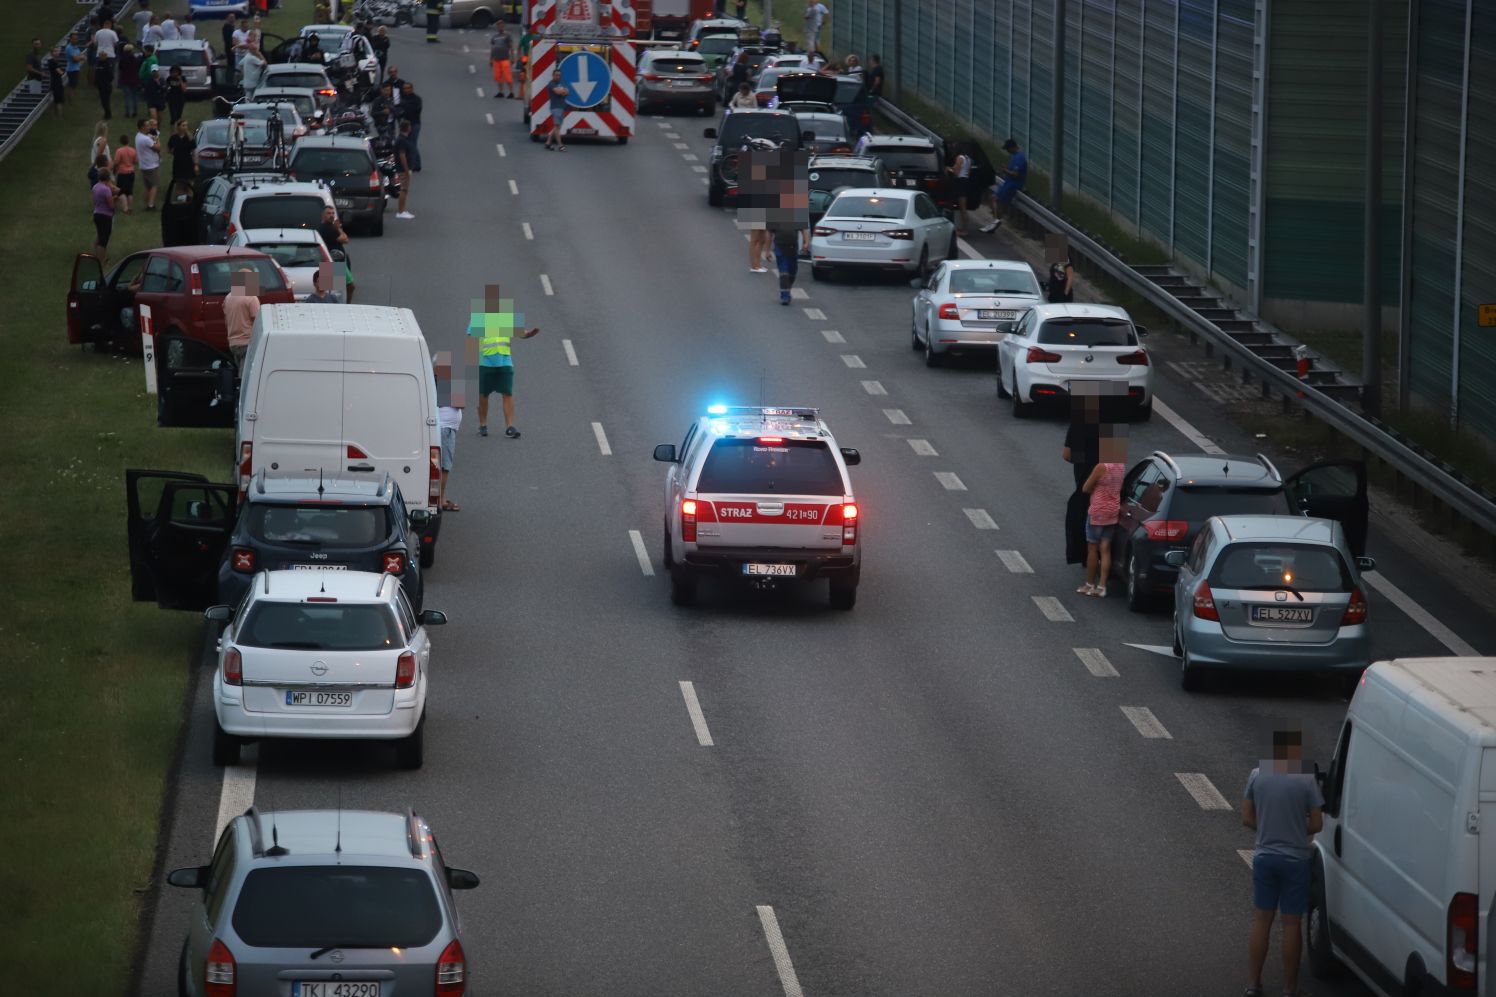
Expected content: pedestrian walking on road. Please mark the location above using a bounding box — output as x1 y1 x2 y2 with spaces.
135 118 161 210
490 28 514 99
113 132 137 213
91 167 118 263
545 80 569 150
393 119 415 218
1047 259 1075 303
770 179 809 305
1242 727 1324 997
979 137 1027 233
947 140 972 235
425 0 441 43
222 268 261 374
469 284 539 439
1078 434 1125 597
730 82 756 109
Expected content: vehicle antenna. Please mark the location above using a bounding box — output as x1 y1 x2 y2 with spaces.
1223 463 1230 476
318 467 325 497
759 369 767 424
334 783 343 860
264 769 288 857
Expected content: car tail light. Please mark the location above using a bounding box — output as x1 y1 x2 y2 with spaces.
1116 350 1150 366
1142 520 1189 541
688 39 699 49
883 228 914 240
642 72 661 81
369 168 381 189
757 94 772 105
436 939 466 994
938 303 960 320
1025 346 1062 364
395 651 417 689
699 74 714 82
200 148 224 160
237 442 253 499
230 547 255 574
758 436 783 443
319 88 337 98
222 646 243 686
813 226 838 236
226 221 236 238
841 502 858 545
1341 586 1368 627
429 446 441 505
347 444 369 459
1448 891 1478 989
382 551 406 575
925 177 940 188
1192 581 1219 621
205 938 236 996
681 499 698 542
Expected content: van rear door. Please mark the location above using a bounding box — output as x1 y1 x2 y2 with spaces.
253 366 346 475
341 370 431 512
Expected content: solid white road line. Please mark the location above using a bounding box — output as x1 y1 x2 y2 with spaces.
956 236 980 259
522 221 534 240
995 549 1033 573
1120 706 1173 739
755 906 805 997
1153 398 1227 455
485 112 494 125
1073 647 1120 677
1176 772 1232 811
908 438 937 456
803 307 827 320
508 179 519 195
678 681 714 747
790 287 809 299
963 508 999 530
214 764 257 842
935 471 967 491
861 380 887 396
540 274 554 296
1238 849 1255 868
673 141 690 149
496 143 506 157
629 530 655 577
883 408 911 425
591 422 612 456
1363 570 1479 656
562 339 579 366
1032 596 1074 622
821 329 845 343
1123 642 1179 658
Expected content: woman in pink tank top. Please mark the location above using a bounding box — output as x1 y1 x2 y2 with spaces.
1080 450 1126 597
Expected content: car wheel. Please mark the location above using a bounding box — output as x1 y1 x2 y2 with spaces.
916 246 931 280
669 565 698 607
1307 865 1346 980
471 11 494 29
911 309 923 350
1172 614 1183 657
996 355 1011 397
395 713 425 769
1180 647 1203 692
947 234 958 260
829 579 857 610
419 541 435 569
708 182 724 207
1134 399 1153 422
370 212 384 237
1125 554 1150 612
811 265 828 282
663 525 674 568
637 99 650 116
212 722 241 766
177 941 190 997
924 331 942 367
701 101 715 116
1010 370 1030 418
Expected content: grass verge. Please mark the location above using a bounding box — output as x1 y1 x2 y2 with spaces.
0 2 314 989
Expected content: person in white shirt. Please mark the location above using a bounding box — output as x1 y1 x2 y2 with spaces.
434 352 464 512
178 13 197 41
239 45 266 91
144 17 165 47
93 20 120 60
232 26 250 66
132 1 154 40
160 15 178 41
134 118 161 210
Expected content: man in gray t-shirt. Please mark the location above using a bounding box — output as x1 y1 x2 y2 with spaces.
1241 728 1324 997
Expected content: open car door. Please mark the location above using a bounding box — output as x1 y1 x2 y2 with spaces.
1284 460 1369 557
67 254 107 347
126 470 237 610
155 333 237 429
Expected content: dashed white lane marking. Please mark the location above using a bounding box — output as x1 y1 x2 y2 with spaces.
678 681 714 747
474 86 485 98
562 339 579 366
214 764 257 842
496 142 506 157
468 64 476 74
656 120 670 128
539 274 554 296
591 422 612 456
692 165 708 173
908 438 937 456
701 178 710 185
1363 570 1479 656
508 179 519 195
485 112 494 125
841 355 865 368
790 287 808 299
1033 595 1073 622
1074 647 1120 677
522 221 534 240
1176 772 1233 811
1153 398 1227 455
995 549 1032 573
664 131 680 139
934 471 967 491
861 380 887 396
628 530 655 577
963 508 999 530
803 307 827 320
1120 706 1173 739
883 408 911 425
1238 849 1255 868
463 44 471 53
673 141 690 149
755 906 805 997
682 153 700 161
821 329 845 343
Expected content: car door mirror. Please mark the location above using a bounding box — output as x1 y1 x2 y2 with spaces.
330 249 347 263
445 867 481 890
703 127 717 139
840 447 861 466
1163 550 1187 568
909 278 924 289
1134 326 1148 337
409 509 431 526
1356 555 1376 572
167 865 209 889
653 443 678 463
203 605 234 622
418 609 448 626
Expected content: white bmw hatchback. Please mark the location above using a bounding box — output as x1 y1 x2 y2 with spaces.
996 302 1153 419
206 570 446 769
810 188 957 281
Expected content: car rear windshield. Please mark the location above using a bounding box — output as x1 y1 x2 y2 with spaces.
232 867 441 949
260 94 316 117
698 36 739 55
267 72 329 90
199 258 288 293
239 195 327 231
1170 488 1295 521
949 269 1042 295
696 439 844 495
809 167 878 191
827 194 906 219
199 120 271 147
156 48 206 67
1036 317 1138 347
250 241 325 267
292 148 374 177
868 148 940 173
719 114 801 147
249 504 389 546
237 602 402 651
798 116 847 140
1209 542 1351 593
651 57 706 74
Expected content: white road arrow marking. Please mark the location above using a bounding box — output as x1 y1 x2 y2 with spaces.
570 54 600 103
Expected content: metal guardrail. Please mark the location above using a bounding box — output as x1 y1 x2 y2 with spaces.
873 95 1496 540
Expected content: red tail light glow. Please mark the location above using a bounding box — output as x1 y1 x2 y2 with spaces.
1448 891 1477 989
813 226 838 236
1193 581 1219 621
826 502 859 545
1143 520 1190 541
1116 350 1150 366
1341 586 1368 627
231 547 255 574
369 168 381 189
758 436 783 444
429 446 442 505
382 552 406 575
222 648 242 687
396 651 416 689
1025 346 1062 364
938 303 960 320
436 938 466 994
205 938 236 996
681 499 698 542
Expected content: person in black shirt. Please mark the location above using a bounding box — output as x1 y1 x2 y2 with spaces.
867 53 885 101
1047 260 1074 303
316 204 355 302
46 45 68 115
165 65 188 125
372 26 390 68
95 54 115 118
398 81 422 171
26 38 47 84
167 117 196 180
222 13 238 61
1063 393 1104 490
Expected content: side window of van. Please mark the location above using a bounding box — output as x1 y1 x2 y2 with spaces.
1325 721 1352 817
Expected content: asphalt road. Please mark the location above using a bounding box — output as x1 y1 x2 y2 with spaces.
135 26 1496 997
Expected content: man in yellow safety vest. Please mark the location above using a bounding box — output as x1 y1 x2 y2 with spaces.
468 284 539 438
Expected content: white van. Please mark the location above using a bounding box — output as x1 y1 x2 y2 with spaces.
235 304 443 566
1309 657 1496 996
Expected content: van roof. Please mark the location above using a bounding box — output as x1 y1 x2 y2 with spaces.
259 303 424 339
1367 658 1496 733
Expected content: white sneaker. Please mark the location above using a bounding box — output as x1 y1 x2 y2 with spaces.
397 211 415 219
979 221 999 233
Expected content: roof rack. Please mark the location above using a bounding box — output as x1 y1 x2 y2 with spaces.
1150 450 1182 477
245 806 266 856
1255 453 1282 482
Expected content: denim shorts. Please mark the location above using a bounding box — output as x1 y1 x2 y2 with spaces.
439 426 456 470
1085 521 1115 544
1251 852 1311 915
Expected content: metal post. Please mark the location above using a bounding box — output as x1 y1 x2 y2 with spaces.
1052 0 1067 212
893 0 903 103
1362 0 1384 417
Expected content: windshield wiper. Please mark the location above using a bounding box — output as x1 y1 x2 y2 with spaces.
310 944 383 960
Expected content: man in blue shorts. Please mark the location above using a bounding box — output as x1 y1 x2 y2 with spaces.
979 137 1027 233
469 284 539 439
1241 726 1324 997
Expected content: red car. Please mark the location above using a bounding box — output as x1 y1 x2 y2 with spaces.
67 246 296 427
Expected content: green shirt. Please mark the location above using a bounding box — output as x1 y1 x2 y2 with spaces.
139 54 158 80
520 32 539 57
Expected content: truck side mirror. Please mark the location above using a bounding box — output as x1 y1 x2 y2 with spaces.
703 128 717 139
839 448 861 466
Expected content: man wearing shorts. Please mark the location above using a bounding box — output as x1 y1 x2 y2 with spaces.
468 284 539 439
979 137 1027 233
1242 727 1324 997
134 118 161 211
490 29 514 99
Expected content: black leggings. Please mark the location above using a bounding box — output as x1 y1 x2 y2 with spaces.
93 212 113 247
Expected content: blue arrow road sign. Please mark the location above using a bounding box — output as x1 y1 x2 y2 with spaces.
558 50 610 109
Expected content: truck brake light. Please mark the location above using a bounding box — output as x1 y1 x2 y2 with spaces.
681 499 697 542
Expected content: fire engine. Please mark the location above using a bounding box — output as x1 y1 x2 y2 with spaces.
524 0 637 144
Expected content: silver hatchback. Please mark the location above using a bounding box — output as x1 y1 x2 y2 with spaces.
1169 515 1375 692
170 807 479 996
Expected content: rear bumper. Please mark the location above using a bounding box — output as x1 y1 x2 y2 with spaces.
681 546 859 580
813 254 918 273
215 681 423 740
928 320 1011 353
1180 618 1370 671
1019 374 1150 407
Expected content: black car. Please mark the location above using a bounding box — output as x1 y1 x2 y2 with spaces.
288 134 385 235
703 109 812 206
194 118 275 186
1110 451 1369 611
806 153 891 224
856 134 949 204
125 470 428 614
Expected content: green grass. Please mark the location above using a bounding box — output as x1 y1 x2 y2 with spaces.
0 3 314 988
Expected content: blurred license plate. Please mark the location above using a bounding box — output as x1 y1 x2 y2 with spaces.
335 198 354 209
1250 605 1313 624
743 563 796 577
292 564 347 570
285 691 353 708
844 232 876 241
978 309 1017 320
